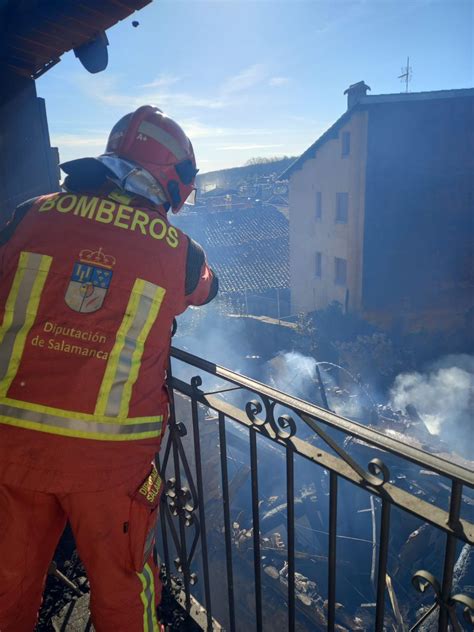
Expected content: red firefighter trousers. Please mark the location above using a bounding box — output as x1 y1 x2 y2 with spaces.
0 475 161 632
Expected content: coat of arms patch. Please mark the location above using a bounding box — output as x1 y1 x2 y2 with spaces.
65 247 116 313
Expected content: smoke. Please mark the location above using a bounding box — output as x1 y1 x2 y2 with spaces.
265 351 367 421
266 351 318 401
173 300 248 392
389 354 474 453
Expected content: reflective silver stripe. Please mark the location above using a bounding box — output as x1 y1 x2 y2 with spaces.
143 524 157 566
144 526 155 554
138 563 158 631
0 403 162 438
101 281 165 418
138 121 187 161
146 563 160 632
0 252 52 389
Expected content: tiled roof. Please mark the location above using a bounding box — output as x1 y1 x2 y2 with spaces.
173 206 289 293
266 194 289 206
202 187 239 197
360 87 474 105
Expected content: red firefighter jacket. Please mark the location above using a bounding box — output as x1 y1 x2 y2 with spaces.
0 191 217 491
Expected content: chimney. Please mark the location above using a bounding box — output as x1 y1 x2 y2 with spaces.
344 81 371 110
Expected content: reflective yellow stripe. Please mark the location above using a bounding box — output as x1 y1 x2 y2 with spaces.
0 256 165 441
119 284 165 418
1 396 161 426
0 415 161 441
0 400 163 441
3 254 52 395
0 252 52 397
95 279 166 418
0 254 27 345
138 563 159 631
147 564 160 632
95 281 141 416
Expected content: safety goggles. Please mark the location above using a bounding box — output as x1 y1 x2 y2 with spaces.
184 188 197 206
175 159 198 206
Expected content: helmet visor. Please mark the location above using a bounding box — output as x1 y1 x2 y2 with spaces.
175 159 198 185
184 188 197 206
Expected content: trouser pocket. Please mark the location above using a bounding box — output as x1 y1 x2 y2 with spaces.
128 464 163 573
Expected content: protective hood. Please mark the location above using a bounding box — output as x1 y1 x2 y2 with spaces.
60 155 169 208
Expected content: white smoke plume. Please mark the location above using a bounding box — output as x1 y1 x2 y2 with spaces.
265 351 366 421
266 351 318 401
389 354 474 451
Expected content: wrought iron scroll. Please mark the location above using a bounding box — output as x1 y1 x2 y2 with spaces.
163 347 474 632
245 396 297 440
244 398 391 487
409 570 474 631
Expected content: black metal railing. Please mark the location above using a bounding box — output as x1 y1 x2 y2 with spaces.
158 347 474 632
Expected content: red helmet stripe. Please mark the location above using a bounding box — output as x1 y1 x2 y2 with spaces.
138 121 187 161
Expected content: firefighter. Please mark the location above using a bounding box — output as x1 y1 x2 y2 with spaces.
0 106 218 632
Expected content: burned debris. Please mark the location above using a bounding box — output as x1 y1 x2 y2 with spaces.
156 369 473 631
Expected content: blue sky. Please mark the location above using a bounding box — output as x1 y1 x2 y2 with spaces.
37 0 473 173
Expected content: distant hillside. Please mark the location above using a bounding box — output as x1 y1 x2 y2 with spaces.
197 156 296 191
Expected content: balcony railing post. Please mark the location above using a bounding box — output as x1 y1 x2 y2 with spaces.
163 347 474 632
167 361 191 610
218 412 236 632
250 428 263 632
286 445 295 632
327 471 338 631
190 391 213 630
438 481 463 631
375 497 391 631
157 454 171 578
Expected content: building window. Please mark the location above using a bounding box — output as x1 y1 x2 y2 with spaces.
336 192 348 223
315 252 322 278
335 257 347 286
341 131 350 157
315 192 322 220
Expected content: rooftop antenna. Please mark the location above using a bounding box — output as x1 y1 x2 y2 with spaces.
398 56 412 93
